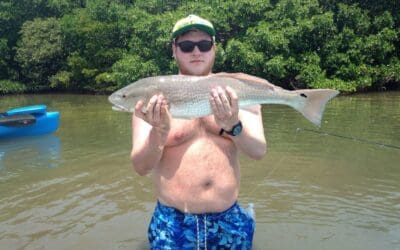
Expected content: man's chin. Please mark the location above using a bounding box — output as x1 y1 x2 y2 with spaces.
180 69 211 76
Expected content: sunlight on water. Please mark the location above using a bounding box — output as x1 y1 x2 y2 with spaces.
1 93 399 249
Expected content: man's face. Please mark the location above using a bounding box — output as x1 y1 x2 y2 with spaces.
172 30 215 76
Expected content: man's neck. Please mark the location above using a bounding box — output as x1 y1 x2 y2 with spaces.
178 71 212 76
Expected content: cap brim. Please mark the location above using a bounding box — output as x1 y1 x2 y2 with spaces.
172 24 215 39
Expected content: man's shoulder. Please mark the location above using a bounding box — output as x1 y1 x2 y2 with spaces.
240 105 261 115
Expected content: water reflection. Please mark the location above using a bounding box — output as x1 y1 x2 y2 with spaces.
0 135 61 173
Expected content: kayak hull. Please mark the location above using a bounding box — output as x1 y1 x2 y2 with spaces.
0 105 60 138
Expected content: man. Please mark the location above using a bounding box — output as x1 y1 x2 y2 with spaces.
130 14 267 249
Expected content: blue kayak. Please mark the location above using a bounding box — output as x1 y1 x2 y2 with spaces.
0 105 59 138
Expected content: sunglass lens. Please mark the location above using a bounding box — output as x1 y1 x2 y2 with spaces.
178 41 195 53
197 41 213 52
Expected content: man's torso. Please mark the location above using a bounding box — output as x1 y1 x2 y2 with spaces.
152 115 240 213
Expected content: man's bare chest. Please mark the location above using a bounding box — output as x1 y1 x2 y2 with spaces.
165 116 220 146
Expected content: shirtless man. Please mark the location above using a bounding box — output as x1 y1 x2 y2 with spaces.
130 14 267 249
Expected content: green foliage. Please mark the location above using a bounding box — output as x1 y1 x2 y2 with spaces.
246 21 290 56
125 9 175 73
336 3 370 35
49 71 73 89
372 11 394 32
0 38 10 79
213 43 226 73
371 58 400 90
265 55 288 81
0 0 399 93
225 39 265 76
47 0 84 16
110 54 160 90
58 2 130 91
361 28 397 64
309 77 358 92
296 52 325 86
15 17 65 89
204 0 272 43
0 80 27 94
0 1 13 35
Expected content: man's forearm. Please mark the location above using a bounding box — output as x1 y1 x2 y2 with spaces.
231 129 267 160
131 128 166 176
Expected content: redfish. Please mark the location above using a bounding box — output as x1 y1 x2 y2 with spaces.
109 74 339 126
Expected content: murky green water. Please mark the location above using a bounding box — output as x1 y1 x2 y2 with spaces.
1 92 399 250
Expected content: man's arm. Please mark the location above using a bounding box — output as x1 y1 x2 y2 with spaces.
210 86 267 160
130 95 171 176
232 105 266 159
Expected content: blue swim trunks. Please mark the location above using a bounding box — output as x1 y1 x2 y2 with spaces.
148 201 255 250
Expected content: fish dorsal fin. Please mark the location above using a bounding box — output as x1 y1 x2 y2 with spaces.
213 72 276 90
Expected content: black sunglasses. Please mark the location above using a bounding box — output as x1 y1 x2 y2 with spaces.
176 40 214 53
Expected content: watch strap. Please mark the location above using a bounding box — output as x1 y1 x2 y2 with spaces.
219 121 242 136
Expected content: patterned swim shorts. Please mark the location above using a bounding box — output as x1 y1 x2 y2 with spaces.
148 201 255 250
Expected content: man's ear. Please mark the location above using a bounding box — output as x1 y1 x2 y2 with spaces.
172 43 177 58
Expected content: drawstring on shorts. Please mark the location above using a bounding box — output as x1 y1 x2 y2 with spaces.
195 214 207 250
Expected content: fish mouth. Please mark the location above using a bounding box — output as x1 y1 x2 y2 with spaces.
111 103 129 112
109 93 130 112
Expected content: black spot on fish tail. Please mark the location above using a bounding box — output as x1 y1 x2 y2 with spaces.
300 93 308 98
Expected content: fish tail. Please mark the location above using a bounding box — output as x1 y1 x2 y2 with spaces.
292 89 339 126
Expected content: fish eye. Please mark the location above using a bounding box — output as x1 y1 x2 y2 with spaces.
122 94 126 98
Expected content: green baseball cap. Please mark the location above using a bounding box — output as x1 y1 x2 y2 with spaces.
172 14 215 39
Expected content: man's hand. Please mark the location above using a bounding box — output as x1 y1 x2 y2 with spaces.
134 94 171 143
209 86 240 131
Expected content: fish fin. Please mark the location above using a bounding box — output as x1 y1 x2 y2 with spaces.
292 89 339 126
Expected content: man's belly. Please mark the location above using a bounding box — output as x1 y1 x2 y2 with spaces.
152 137 240 213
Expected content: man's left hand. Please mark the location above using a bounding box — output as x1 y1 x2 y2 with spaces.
209 86 240 131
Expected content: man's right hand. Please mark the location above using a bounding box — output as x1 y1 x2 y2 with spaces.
134 94 171 142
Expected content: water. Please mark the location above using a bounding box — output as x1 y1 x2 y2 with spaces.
0 93 399 249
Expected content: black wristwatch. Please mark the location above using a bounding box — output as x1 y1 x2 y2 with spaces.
219 121 243 136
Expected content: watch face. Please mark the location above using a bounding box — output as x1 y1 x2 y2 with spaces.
232 123 242 136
